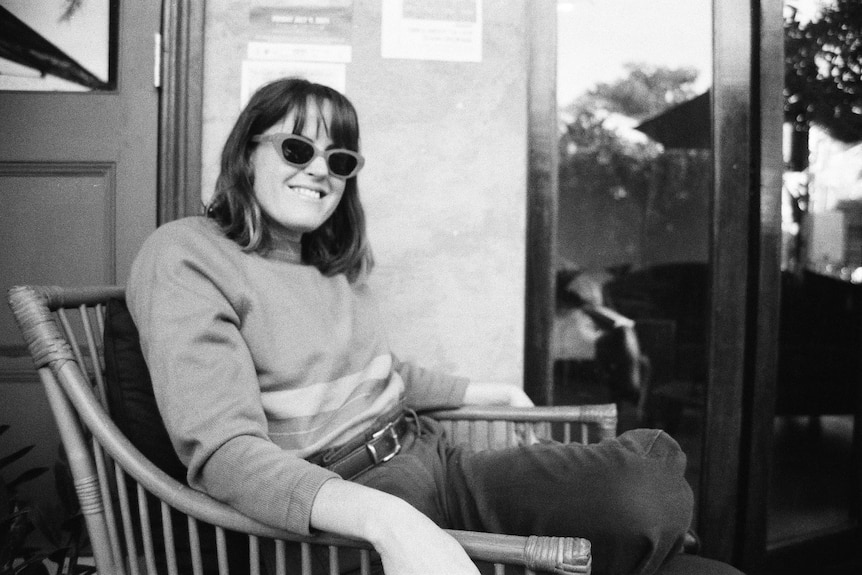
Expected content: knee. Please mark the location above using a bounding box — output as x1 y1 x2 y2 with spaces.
609 429 694 548
616 429 691 497
618 428 687 466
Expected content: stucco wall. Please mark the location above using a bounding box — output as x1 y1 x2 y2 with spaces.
200 1 528 384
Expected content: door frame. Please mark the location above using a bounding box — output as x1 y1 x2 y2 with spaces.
158 0 205 223
524 0 558 406
739 0 785 569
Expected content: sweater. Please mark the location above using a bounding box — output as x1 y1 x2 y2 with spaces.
127 216 469 535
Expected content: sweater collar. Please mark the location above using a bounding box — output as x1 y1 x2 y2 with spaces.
268 228 303 264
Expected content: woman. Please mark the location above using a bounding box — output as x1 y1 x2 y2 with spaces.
129 78 741 575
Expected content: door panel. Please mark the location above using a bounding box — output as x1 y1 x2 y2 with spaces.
0 163 115 289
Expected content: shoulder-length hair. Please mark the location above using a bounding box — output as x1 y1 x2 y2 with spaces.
207 77 373 281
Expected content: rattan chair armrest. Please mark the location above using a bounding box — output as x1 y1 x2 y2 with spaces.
427 404 617 424
454 531 591 574
8 285 125 370
10 284 125 311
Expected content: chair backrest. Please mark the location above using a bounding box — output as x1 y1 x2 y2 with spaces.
8 285 595 575
8 286 381 575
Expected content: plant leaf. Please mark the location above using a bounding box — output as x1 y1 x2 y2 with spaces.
28 506 61 549
0 446 35 472
11 555 51 575
8 468 49 491
51 462 77 517
46 547 70 566
0 481 11 516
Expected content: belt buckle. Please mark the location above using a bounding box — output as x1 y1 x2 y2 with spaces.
366 420 402 464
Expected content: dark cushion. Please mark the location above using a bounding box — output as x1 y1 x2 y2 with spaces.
103 298 251 574
103 298 187 482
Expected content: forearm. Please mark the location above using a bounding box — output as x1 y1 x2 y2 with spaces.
462 382 535 407
310 478 411 542
310 479 479 575
197 436 338 534
396 359 469 410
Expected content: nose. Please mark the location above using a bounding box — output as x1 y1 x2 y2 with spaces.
305 153 329 177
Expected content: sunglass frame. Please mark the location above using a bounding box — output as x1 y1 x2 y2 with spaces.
252 133 365 179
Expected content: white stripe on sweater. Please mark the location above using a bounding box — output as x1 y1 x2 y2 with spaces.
261 354 394 419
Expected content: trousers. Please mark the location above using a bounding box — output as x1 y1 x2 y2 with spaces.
350 416 743 575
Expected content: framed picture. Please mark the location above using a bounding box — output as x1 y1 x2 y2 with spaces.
0 0 117 92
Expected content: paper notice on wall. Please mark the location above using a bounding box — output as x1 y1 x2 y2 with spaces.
381 0 482 62
240 1 352 103
249 2 354 61
240 60 346 108
248 40 351 64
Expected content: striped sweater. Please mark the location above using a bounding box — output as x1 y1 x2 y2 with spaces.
128 216 468 535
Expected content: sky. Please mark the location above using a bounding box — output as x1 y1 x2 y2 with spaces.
556 0 713 107
556 0 836 108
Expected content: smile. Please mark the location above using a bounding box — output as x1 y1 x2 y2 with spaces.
292 186 325 200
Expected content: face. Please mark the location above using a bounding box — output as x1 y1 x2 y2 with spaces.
250 100 347 242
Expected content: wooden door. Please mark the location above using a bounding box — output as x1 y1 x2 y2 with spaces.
0 0 159 365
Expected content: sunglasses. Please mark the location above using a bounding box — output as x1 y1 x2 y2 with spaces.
252 133 365 179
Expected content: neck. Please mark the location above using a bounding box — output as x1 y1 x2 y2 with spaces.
269 226 303 263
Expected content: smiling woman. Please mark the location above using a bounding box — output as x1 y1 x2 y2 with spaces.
246 105 349 242
206 80 370 277
122 76 747 575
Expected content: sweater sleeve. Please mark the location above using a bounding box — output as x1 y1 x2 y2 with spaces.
394 357 469 411
127 223 338 535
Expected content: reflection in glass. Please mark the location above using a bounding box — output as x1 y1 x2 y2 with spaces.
0 0 115 91
553 0 712 517
770 0 862 549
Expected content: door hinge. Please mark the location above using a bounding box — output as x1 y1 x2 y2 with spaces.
154 32 162 89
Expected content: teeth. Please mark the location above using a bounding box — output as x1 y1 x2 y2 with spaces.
293 187 322 200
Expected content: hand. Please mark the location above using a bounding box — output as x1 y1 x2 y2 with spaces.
373 504 480 575
463 383 539 445
462 382 535 407
511 385 541 445
311 479 480 575
506 386 535 408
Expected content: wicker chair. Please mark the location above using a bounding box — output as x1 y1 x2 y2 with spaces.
8 285 618 575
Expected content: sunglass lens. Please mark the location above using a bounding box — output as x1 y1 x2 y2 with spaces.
281 138 315 166
328 153 358 177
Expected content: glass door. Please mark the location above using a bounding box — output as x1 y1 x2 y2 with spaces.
764 0 862 570
553 0 713 529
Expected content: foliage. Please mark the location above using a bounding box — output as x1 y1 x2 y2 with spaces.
559 107 656 213
559 64 702 213
558 0 862 267
558 65 710 267
0 426 94 575
1 424 48 575
566 63 701 122
784 0 862 143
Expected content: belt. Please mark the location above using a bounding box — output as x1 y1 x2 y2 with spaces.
307 411 409 480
